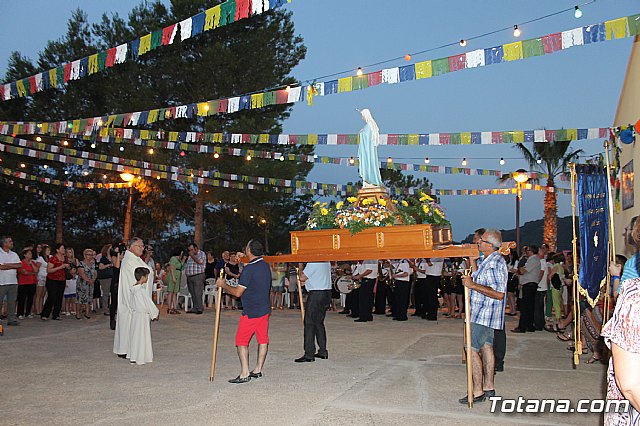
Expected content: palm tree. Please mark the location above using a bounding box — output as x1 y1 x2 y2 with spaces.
501 141 583 251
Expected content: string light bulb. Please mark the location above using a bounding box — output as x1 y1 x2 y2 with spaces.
424 157 430 164
404 54 411 61
36 136 42 142
513 25 521 37
180 150 185 157
349 157 355 165
500 158 505 165
233 208 238 213
119 146 125 152
537 157 542 164
19 163 26 168
462 158 468 166
279 154 285 162
213 152 219 159
62 140 69 146
246 154 252 161
90 143 96 149
83 171 89 176
387 156 393 164
285 85 291 93
148 148 154 155
103 174 107 179
356 67 363 77
459 39 467 47
43 165 49 169
574 6 582 18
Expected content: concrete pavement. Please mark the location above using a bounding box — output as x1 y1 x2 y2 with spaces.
1 307 607 425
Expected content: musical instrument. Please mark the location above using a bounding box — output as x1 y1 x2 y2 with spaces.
334 276 360 294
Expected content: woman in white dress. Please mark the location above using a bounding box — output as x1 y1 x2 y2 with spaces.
129 267 159 365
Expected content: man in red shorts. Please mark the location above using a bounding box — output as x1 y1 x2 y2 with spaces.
216 239 271 383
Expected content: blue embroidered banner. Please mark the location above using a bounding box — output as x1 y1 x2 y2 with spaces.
576 164 609 305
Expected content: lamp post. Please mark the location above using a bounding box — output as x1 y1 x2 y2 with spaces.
260 218 269 253
512 169 529 253
120 172 134 243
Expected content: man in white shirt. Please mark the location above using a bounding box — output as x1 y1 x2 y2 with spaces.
534 243 549 331
390 259 412 321
421 258 444 321
0 236 23 326
295 262 332 362
352 259 378 322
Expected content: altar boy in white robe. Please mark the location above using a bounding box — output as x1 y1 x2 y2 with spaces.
128 267 159 365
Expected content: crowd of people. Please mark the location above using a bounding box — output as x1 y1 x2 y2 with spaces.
1 227 638 421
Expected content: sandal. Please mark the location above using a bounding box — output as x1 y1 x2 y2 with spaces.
556 333 571 342
567 346 588 354
585 356 601 364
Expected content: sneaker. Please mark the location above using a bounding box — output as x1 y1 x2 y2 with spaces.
18 315 24 320
65 312 71 316
28 314 34 319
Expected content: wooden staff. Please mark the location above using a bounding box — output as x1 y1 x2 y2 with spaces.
463 266 474 408
209 271 224 382
603 140 616 323
297 263 305 325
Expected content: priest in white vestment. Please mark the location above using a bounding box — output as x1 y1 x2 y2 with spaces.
113 238 154 357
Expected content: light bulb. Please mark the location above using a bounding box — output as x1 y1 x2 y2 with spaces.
500 158 505 165
537 158 542 164
20 163 26 168
387 157 393 164
213 152 219 159
180 151 185 157
404 54 411 61
574 6 582 18
36 136 42 142
459 39 467 47
90 143 96 149
103 174 107 179
62 140 69 146
424 157 430 164
285 85 291 93
462 158 467 166
233 208 238 213
349 157 355 165
279 155 285 162
148 148 154 155
513 25 521 37
156 176 160 180
356 67 363 77
246 154 252 161
119 146 125 152
83 171 89 176
44 165 49 169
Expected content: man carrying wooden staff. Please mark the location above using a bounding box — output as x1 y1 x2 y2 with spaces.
459 229 508 405
216 240 271 384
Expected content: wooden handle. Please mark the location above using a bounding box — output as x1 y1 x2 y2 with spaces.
463 268 474 408
296 269 305 325
209 272 224 382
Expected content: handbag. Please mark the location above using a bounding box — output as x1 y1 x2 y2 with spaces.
550 273 562 290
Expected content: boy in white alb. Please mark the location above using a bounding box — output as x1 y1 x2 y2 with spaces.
128 267 159 365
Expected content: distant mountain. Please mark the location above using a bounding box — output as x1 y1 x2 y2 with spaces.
459 216 574 251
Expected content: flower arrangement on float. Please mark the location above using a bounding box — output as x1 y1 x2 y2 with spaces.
305 191 449 235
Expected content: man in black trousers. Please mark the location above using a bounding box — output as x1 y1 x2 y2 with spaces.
295 262 332 362
352 260 378 322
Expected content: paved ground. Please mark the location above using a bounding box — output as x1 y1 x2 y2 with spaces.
1 307 607 425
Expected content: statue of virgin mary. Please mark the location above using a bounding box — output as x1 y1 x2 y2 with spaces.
357 109 384 188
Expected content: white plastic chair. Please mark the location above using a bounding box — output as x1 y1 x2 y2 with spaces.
203 279 216 307
177 270 192 312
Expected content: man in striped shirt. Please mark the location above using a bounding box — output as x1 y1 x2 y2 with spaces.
459 229 507 404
